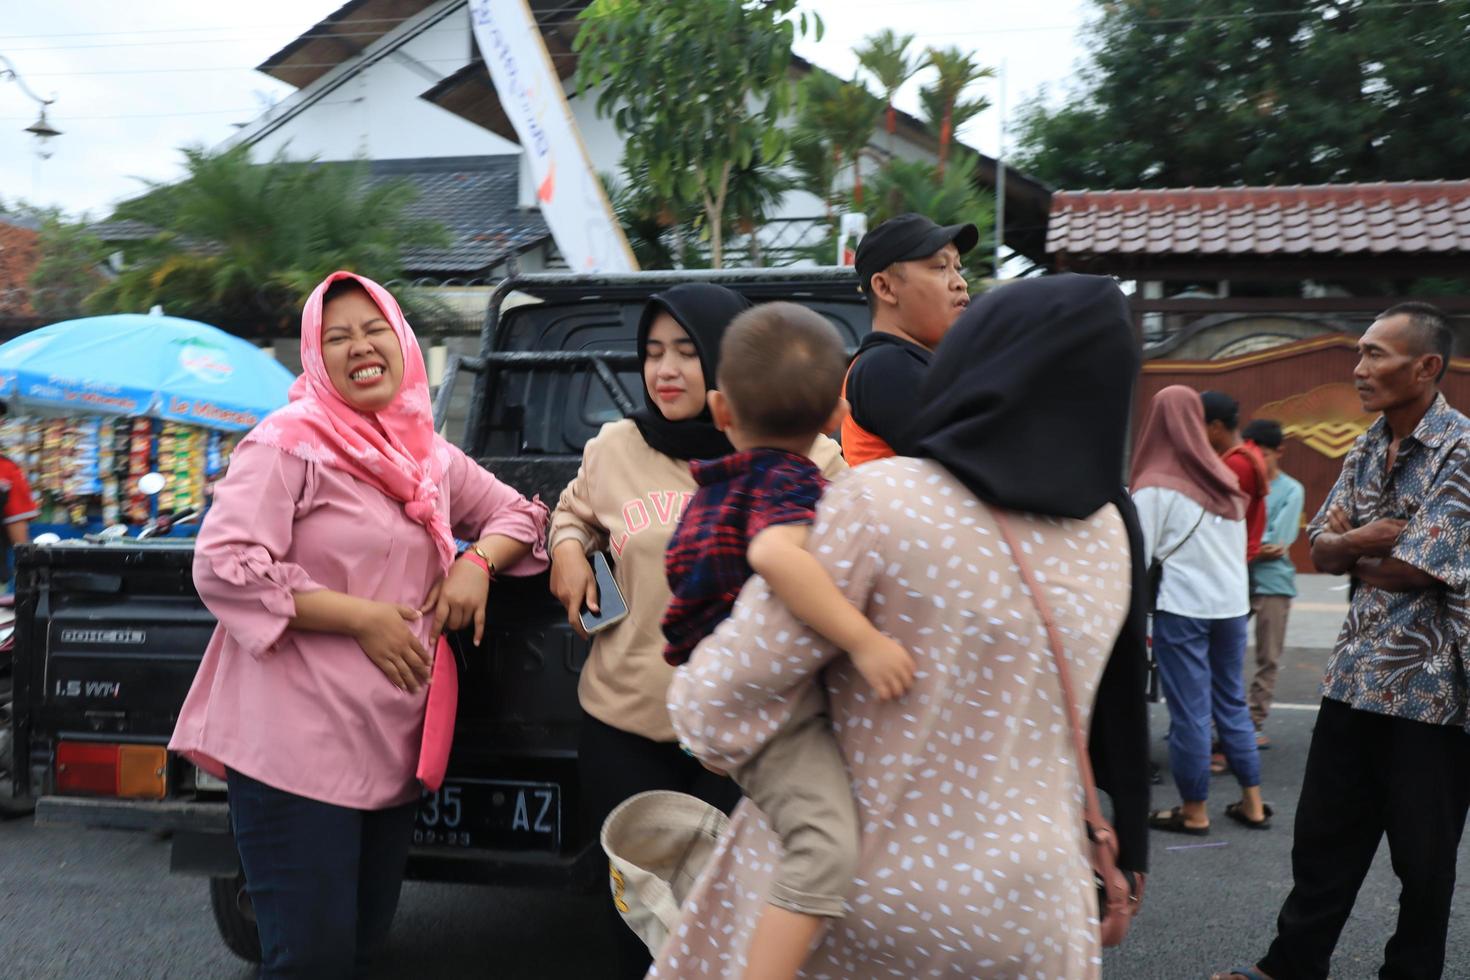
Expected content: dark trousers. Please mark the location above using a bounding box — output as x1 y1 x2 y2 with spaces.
579 711 741 980
1259 698 1470 980
227 769 419 980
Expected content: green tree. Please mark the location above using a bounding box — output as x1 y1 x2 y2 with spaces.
28 208 107 317
924 47 994 177
797 71 883 207
856 29 920 150
603 166 688 271
724 155 793 267
865 156 995 281
88 145 446 334
574 0 820 268
1016 0 1470 188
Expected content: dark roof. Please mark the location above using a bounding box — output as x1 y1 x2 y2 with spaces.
369 156 549 276
259 0 587 89
94 158 548 278
1047 182 1470 259
258 0 425 89
90 218 165 243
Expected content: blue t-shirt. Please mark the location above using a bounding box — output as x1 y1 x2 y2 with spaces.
1250 471 1304 597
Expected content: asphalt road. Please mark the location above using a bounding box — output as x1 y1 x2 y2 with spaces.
4 578 1469 978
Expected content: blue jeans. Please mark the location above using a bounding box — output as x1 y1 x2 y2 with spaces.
1153 611 1261 801
226 769 418 979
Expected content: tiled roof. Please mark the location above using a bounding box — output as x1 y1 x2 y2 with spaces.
95 157 549 277
370 156 549 276
1046 181 1470 258
90 218 168 242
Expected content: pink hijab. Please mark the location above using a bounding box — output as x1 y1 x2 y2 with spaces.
1129 385 1247 520
242 270 455 569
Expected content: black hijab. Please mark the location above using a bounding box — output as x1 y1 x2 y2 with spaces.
629 283 751 461
904 273 1152 875
902 273 1139 518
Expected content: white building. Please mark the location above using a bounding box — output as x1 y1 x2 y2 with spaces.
223 0 1051 278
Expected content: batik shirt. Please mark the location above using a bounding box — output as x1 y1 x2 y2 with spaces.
1308 393 1470 728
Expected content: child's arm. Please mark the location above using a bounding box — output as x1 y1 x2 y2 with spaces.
749 524 915 699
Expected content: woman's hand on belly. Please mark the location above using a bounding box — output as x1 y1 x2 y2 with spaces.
352 601 434 693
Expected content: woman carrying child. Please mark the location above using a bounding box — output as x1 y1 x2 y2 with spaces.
661 302 915 979
655 274 1151 978
548 283 846 979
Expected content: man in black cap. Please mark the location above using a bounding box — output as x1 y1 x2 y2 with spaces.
842 212 978 466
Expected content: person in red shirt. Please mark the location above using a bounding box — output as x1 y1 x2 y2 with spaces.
1203 391 1268 560
0 403 38 548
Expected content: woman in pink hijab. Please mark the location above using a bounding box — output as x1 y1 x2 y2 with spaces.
1131 385 1269 837
170 272 548 977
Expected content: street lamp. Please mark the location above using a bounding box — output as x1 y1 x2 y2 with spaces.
1 52 62 159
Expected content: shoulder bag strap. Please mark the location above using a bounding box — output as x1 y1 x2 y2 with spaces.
989 508 1105 830
1158 505 1206 565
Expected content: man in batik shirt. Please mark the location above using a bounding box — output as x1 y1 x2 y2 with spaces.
1219 303 1470 980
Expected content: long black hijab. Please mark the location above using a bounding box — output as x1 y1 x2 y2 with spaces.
903 273 1152 874
903 273 1138 518
629 283 750 461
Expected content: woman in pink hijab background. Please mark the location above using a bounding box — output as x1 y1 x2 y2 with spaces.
170 271 548 978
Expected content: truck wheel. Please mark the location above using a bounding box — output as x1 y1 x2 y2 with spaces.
0 703 35 819
209 873 262 963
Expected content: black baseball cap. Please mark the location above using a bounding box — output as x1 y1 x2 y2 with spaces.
854 213 980 294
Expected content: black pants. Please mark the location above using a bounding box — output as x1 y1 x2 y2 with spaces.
226 769 418 979
1259 698 1470 980
579 711 741 980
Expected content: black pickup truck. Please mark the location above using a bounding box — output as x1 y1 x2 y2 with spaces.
7 268 869 962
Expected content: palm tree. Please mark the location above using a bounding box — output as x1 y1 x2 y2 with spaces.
798 71 884 207
865 155 995 281
919 83 990 149
88 145 447 334
723 155 792 268
856 29 920 150
924 47 996 176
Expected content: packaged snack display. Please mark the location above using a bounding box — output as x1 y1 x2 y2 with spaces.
0 414 241 532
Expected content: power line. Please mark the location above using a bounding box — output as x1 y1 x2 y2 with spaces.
5 0 1465 80
2 0 1463 47
3 25 469 54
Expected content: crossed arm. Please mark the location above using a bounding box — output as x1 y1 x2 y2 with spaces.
1310 505 1441 592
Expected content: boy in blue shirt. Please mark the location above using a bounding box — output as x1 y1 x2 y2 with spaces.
1243 419 1304 749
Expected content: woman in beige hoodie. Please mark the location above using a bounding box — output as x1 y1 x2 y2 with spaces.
549 283 845 979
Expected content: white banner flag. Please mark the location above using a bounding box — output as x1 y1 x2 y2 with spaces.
469 0 638 273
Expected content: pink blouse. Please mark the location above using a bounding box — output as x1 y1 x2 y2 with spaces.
169 440 549 810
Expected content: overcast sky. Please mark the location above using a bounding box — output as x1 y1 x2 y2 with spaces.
0 0 1092 218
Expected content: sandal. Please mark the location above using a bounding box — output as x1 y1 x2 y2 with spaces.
1149 805 1209 835
1209 968 1273 980
1225 801 1274 830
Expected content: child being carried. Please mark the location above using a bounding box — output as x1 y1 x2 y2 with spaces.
662 302 916 980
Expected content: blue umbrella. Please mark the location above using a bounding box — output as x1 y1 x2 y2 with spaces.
0 313 296 432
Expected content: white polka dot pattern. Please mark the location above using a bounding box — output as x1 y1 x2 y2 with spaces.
654 458 1131 979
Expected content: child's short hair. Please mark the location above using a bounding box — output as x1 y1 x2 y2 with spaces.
718 302 847 441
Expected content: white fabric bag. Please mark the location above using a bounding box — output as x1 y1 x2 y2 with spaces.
599 790 730 954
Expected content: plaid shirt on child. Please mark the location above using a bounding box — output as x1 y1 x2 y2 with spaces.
662 448 827 665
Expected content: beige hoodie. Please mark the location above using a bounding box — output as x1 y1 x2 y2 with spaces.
551 419 846 742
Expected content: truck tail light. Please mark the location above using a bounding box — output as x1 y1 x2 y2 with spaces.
56 741 168 799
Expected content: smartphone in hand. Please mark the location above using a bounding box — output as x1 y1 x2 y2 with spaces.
579 551 629 635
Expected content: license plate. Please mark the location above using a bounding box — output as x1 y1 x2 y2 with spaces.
413 778 561 851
